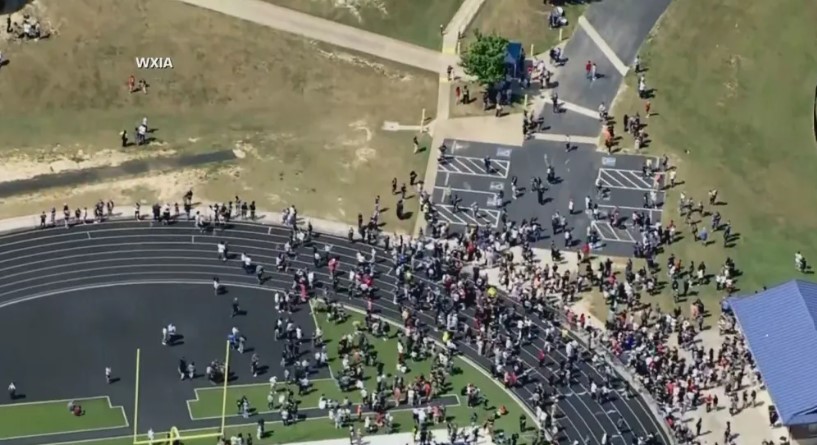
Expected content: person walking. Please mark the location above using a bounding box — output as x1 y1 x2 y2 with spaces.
232 297 240 317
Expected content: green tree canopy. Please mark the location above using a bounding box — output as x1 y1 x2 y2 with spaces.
460 31 509 86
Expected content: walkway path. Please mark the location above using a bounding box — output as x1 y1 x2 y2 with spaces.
176 0 457 74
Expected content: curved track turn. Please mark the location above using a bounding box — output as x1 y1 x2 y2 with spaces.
0 220 670 445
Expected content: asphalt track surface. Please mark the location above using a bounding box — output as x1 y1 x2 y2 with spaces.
0 220 671 445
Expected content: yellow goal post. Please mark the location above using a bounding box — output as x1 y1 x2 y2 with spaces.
131 341 232 444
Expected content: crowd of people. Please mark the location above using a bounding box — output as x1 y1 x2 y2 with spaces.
26 170 791 445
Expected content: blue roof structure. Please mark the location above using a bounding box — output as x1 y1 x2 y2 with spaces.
728 279 817 425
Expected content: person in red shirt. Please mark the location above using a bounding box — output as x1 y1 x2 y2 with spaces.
585 60 592 80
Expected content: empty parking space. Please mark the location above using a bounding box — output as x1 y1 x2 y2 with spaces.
438 156 510 178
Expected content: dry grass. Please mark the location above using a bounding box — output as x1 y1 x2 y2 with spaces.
0 0 437 232
464 0 586 56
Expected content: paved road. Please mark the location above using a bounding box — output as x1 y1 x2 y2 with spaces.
0 220 671 445
176 0 457 73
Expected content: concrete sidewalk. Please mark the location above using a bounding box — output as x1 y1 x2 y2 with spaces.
176 0 457 74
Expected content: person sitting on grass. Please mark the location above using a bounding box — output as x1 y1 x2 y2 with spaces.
67 400 84 416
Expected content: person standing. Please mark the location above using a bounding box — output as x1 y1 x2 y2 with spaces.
8 382 16 400
105 367 112 384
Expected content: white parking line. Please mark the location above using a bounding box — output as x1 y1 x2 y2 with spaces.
532 134 598 144
607 170 643 189
434 186 497 196
596 204 663 213
434 204 500 228
437 156 510 179
598 169 654 191
558 100 599 119
578 16 628 76
591 221 636 243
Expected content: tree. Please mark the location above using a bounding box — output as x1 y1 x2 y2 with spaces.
459 31 509 87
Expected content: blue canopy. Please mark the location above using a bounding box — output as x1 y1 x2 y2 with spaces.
728 279 817 425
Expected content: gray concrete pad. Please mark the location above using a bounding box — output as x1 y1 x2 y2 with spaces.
556 27 625 111
584 0 673 66
535 104 603 137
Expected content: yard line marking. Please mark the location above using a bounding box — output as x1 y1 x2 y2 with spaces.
434 186 497 196
268 227 272 235
0 425 129 442
87 232 92 239
0 395 110 407
558 100 599 119
578 16 628 76
532 134 598 144
191 235 195 244
192 394 462 421
309 299 336 381
0 397 128 441
444 172 450 186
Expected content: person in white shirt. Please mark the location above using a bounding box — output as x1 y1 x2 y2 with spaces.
217 242 227 262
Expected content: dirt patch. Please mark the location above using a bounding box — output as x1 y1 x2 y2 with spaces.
319 0 388 22
0 148 177 182
0 168 211 218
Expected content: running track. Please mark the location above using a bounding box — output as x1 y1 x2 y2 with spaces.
0 220 672 445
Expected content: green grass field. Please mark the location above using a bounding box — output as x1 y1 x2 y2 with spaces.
599 0 817 319
185 306 531 441
262 0 464 49
0 397 127 439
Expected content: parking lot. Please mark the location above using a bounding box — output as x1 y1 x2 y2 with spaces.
592 156 665 247
430 140 518 229
426 139 665 256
